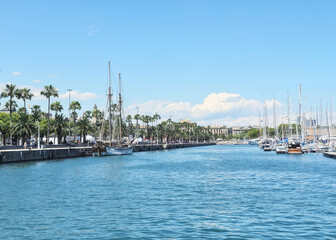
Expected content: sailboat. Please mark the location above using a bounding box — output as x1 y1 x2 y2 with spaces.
105 72 133 155
94 61 133 156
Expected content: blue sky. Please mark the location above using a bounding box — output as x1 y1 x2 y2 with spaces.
1 0 336 126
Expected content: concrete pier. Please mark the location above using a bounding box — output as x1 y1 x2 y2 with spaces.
133 142 215 152
0 142 215 164
323 152 336 159
0 146 92 164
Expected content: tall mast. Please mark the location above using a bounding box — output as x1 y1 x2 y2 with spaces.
299 84 302 141
108 61 112 144
316 107 319 141
287 92 291 138
326 104 330 142
330 101 333 139
263 101 267 139
273 89 277 139
258 112 261 139
320 98 323 138
118 73 122 141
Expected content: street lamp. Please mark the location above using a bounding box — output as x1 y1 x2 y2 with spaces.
67 89 72 144
156 112 158 145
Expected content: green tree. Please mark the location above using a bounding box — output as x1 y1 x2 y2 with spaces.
0 113 10 145
140 115 151 139
246 128 260 139
50 101 63 116
16 88 34 110
70 101 81 143
1 84 19 145
77 116 94 143
13 112 36 145
54 113 67 144
31 105 42 122
40 85 59 142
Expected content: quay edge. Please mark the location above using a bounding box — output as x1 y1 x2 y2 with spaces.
323 152 336 159
0 142 215 164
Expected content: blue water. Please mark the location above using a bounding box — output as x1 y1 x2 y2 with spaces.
1 145 336 239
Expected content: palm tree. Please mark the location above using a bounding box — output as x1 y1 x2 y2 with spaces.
54 113 67 144
92 108 102 123
13 112 36 145
31 105 42 122
40 85 59 143
77 116 94 143
126 115 133 135
1 84 19 145
70 101 81 143
133 113 141 138
5 100 18 112
140 115 151 139
153 113 161 143
83 110 92 119
50 101 63 116
16 88 34 110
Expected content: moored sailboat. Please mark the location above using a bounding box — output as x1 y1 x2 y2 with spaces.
93 61 133 156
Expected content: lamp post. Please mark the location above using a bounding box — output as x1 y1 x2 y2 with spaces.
67 89 72 144
37 121 40 149
156 112 158 145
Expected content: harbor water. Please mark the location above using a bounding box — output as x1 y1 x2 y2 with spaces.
1 145 336 239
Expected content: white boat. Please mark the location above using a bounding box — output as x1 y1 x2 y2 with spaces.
105 146 133 155
263 144 272 151
276 145 288 154
248 138 260 145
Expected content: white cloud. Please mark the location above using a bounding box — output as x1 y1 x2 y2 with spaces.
59 90 100 101
32 79 41 83
48 74 57 78
12 72 21 76
126 92 282 126
88 25 100 37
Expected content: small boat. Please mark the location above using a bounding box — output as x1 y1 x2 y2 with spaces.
248 138 260 145
276 145 288 154
287 141 302 154
263 144 272 151
106 146 133 155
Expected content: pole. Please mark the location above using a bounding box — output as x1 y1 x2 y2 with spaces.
136 107 139 142
299 84 302 140
108 61 112 143
38 121 40 149
118 73 122 141
156 112 158 144
67 89 72 144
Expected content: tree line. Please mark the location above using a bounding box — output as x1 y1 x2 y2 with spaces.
0 84 217 146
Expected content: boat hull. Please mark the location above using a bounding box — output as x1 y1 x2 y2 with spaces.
105 146 133 156
287 148 302 154
248 140 259 145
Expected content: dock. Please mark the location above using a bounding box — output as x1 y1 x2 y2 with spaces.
323 152 336 159
0 142 215 164
0 146 93 164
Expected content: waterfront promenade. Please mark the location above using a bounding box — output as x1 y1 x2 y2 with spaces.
0 142 215 164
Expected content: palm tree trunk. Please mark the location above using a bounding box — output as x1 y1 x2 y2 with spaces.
47 97 50 143
73 119 76 143
9 96 12 145
57 131 61 145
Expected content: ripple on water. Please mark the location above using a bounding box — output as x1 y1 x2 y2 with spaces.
1 145 336 239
